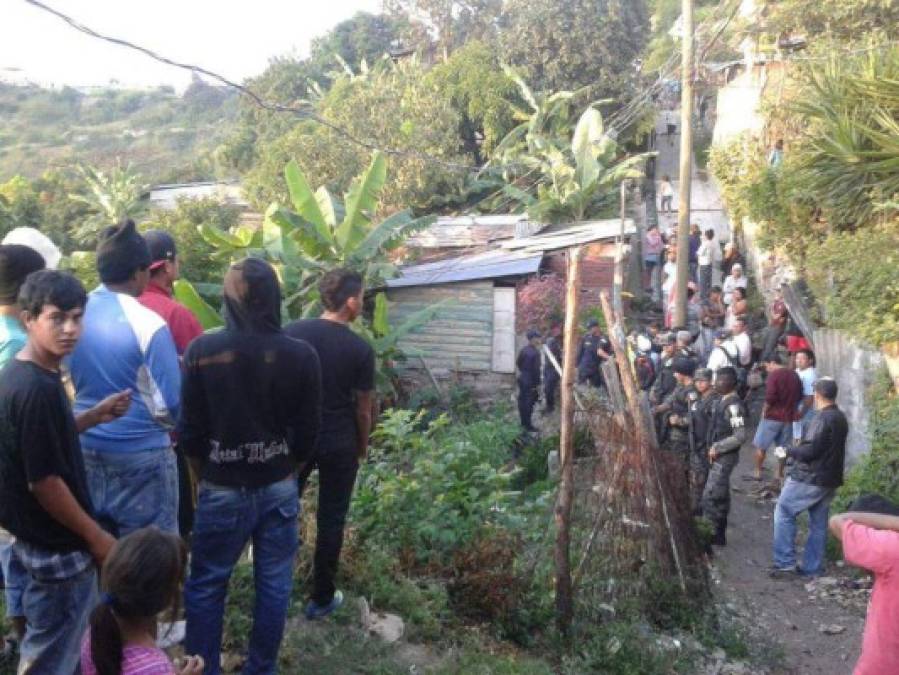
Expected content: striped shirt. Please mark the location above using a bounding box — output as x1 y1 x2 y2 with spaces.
81 634 174 674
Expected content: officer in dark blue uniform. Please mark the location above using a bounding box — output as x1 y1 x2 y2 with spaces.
577 319 612 389
517 329 542 432
543 324 563 412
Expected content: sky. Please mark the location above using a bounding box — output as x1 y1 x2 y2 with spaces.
0 0 383 90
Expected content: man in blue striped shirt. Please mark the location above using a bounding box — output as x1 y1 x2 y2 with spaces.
69 220 182 537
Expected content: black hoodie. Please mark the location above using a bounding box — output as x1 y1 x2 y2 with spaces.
179 258 322 488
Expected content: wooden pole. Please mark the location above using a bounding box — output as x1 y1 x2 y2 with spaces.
613 180 627 318
674 0 694 328
555 245 582 634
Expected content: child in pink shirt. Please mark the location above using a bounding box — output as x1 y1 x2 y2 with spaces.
830 507 899 675
80 528 203 675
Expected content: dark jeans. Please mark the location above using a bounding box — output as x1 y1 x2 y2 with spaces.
517 381 537 429
544 374 559 412
176 449 195 537
699 264 712 299
184 477 299 675
298 438 360 605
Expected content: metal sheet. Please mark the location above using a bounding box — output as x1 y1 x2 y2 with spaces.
386 250 543 288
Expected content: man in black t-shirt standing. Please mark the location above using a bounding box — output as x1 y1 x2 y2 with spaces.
0 270 130 674
286 268 375 620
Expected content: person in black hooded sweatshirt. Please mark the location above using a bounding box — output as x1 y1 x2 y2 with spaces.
180 257 321 675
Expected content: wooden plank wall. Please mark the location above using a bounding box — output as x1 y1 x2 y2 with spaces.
386 281 494 372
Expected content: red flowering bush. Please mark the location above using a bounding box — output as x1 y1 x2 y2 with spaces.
516 274 565 333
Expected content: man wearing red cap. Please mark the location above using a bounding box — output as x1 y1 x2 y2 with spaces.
137 230 203 356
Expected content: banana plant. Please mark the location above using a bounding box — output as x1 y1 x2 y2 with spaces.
483 71 649 222
197 151 435 317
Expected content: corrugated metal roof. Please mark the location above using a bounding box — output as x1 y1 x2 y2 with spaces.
386 249 543 288
406 214 542 248
499 219 634 253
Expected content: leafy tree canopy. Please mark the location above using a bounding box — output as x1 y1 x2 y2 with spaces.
241 59 466 215
761 0 899 43
499 0 650 103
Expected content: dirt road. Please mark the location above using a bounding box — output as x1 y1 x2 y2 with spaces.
711 397 866 674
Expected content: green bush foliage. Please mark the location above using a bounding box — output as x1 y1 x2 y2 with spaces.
834 370 899 511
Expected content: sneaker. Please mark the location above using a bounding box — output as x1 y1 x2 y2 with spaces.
305 590 344 620
768 566 799 580
797 567 825 579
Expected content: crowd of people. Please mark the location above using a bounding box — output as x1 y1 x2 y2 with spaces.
515 237 899 673
0 221 373 674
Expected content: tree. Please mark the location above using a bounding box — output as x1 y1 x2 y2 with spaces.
68 163 149 246
499 0 649 102
424 41 521 164
490 74 648 222
201 151 436 316
241 58 466 215
309 12 407 73
384 0 502 58
762 0 899 44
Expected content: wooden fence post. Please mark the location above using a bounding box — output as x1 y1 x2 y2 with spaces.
555 245 582 634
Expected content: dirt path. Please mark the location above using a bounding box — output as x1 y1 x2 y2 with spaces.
711 394 866 674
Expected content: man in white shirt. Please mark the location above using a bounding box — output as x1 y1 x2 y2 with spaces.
731 317 752 366
793 348 818 442
707 328 737 370
722 263 748 306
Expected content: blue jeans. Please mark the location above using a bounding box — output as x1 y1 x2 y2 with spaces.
185 476 299 675
82 447 179 537
18 562 98 674
753 418 792 452
773 478 835 574
0 534 26 617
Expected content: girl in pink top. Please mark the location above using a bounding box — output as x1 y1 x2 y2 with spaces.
81 528 204 675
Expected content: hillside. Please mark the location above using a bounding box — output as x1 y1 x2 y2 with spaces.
0 77 238 183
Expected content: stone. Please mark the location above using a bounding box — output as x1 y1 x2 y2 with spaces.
820 624 846 635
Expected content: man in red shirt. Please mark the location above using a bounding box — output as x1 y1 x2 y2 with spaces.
137 230 203 356
137 230 204 536
752 353 802 481
830 499 899 674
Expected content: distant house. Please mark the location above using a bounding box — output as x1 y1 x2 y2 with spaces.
148 181 261 227
385 218 635 391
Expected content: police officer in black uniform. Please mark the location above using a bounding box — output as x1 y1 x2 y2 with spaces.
659 358 698 474
543 324 563 412
650 333 677 440
517 329 542 432
577 319 611 389
689 368 717 514
701 366 748 546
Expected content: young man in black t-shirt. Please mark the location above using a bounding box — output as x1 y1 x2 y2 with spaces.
0 270 130 674
285 268 375 620
180 258 321 671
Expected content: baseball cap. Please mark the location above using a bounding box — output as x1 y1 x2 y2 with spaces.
694 368 713 381
143 230 178 270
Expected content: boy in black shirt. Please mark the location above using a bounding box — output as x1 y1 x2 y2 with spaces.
181 258 321 672
0 270 130 674
285 268 375 620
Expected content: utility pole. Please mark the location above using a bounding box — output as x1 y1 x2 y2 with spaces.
674 0 694 328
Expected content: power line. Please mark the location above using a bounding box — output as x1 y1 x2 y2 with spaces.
22 0 481 173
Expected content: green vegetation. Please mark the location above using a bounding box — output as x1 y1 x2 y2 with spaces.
708 44 899 347
834 370 899 511
0 80 236 183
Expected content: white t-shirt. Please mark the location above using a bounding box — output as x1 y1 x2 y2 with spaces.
722 274 748 305
732 331 752 366
662 261 677 294
707 342 738 373
660 181 674 197
797 366 817 397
